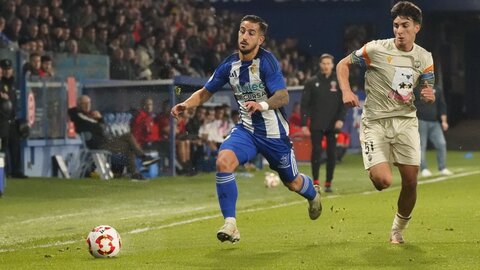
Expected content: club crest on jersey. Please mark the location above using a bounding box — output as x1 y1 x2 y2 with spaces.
330 81 338 92
414 60 421 68
278 154 291 169
250 64 257 74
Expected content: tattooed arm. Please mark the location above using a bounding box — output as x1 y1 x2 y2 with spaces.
244 89 289 114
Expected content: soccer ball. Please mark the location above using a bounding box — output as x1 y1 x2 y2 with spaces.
264 172 281 188
86 225 122 258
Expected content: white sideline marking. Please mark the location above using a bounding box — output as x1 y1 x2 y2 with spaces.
1 170 479 253
361 170 480 195
129 200 303 234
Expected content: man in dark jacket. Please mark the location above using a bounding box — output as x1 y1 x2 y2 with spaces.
68 95 159 180
0 58 28 178
301 53 346 192
414 87 452 177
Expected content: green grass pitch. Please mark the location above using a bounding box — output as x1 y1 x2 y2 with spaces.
0 151 479 269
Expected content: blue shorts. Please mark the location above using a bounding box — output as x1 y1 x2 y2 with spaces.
220 125 299 183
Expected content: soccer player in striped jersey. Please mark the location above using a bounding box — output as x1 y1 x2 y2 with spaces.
171 15 321 243
336 1 435 244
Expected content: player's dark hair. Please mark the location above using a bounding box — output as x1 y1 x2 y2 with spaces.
241 15 268 36
391 1 422 25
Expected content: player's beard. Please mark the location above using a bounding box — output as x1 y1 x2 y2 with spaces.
238 43 256 55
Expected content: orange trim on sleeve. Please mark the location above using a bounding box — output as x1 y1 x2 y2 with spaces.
423 64 434 73
362 45 371 66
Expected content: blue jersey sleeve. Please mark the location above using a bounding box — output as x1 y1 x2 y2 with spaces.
261 53 286 94
204 61 230 93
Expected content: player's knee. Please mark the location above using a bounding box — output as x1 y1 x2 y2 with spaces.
215 156 235 172
370 174 392 191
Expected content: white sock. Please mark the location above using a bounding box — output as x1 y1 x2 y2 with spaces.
391 213 411 231
225 217 236 225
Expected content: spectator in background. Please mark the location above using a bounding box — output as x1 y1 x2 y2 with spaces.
0 17 13 49
58 25 70 52
70 3 97 28
35 39 45 54
65 39 78 55
134 49 153 80
68 95 159 180
96 28 109 55
38 5 50 26
38 23 52 51
50 26 64 52
17 4 32 25
110 48 130 80
5 18 22 50
1 0 17 23
0 59 28 178
131 97 169 160
20 22 39 44
39 55 54 77
288 102 304 138
78 26 99 54
30 5 41 23
414 86 453 177
198 107 215 151
124 48 136 79
185 106 207 172
22 52 41 76
301 53 346 193
199 106 227 155
175 107 194 175
72 25 83 42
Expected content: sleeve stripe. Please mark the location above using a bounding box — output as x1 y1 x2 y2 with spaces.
362 45 371 66
423 64 434 73
264 52 278 72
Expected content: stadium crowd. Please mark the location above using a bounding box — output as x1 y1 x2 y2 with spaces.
0 0 314 85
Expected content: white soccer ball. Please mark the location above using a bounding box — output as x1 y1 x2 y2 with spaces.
264 172 281 188
87 225 122 258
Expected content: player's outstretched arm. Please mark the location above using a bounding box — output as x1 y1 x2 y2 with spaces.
171 87 213 119
244 89 289 115
337 56 360 108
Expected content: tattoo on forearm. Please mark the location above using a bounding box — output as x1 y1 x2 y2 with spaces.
266 89 289 109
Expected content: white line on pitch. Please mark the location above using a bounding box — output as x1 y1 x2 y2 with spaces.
361 170 480 195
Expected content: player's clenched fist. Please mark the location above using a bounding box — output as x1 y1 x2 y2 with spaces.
342 91 360 108
171 102 187 119
244 101 261 115
420 81 435 104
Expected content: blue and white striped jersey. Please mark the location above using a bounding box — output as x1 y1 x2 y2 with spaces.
205 47 289 139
